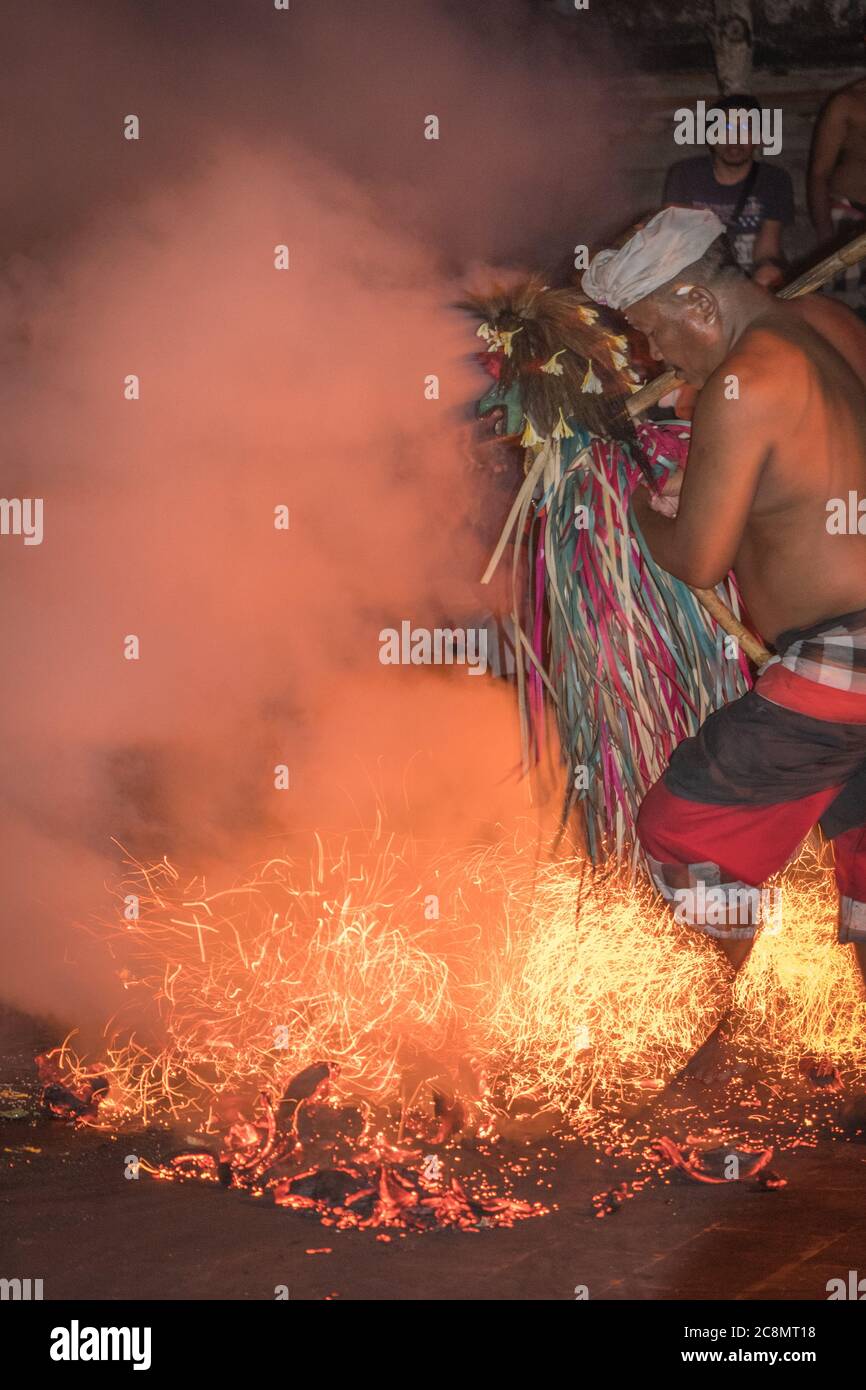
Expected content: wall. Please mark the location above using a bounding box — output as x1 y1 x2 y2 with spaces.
550 0 865 71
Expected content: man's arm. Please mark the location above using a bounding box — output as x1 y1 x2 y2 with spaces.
630 340 783 588
809 94 848 242
753 167 794 287
752 219 784 288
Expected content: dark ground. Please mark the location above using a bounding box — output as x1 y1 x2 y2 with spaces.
3 1009 866 1302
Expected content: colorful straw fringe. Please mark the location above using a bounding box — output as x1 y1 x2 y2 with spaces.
491 421 752 863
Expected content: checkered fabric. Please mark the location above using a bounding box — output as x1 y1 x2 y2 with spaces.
775 607 866 695
644 852 771 940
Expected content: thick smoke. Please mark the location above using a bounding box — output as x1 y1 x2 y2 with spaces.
0 0 623 1020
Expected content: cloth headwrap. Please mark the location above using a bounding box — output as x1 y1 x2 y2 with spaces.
581 208 726 311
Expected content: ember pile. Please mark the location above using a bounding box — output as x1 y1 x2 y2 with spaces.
163 1081 543 1232
37 1051 545 1231
32 830 866 1231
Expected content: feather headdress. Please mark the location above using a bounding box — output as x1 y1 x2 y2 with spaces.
458 277 642 457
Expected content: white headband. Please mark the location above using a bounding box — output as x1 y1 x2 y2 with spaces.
581 207 726 311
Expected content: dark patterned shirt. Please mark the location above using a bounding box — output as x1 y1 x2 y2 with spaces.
663 156 795 271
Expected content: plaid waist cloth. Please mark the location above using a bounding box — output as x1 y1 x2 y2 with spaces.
770 605 866 694
830 206 866 292
662 607 866 840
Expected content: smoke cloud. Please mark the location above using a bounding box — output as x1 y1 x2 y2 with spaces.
0 0 623 1021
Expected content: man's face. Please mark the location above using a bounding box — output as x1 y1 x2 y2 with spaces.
625 289 723 387
715 112 758 170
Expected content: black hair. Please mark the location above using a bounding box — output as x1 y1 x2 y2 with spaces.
716 92 761 115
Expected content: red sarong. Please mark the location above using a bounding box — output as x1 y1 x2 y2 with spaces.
637 609 866 942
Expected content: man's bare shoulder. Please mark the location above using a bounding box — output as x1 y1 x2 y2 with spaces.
698 322 805 424
792 295 866 387
794 293 864 335
829 82 866 116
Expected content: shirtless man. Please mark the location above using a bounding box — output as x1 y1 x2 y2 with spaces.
809 75 866 245
583 207 866 1073
809 73 866 313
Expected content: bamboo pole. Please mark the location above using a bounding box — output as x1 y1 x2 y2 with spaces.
624 230 866 665
695 586 768 665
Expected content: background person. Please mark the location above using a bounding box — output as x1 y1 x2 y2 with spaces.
809 64 866 317
663 93 794 290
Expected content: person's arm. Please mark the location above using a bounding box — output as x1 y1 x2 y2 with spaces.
809 94 848 242
752 220 785 288
753 168 795 287
630 339 781 588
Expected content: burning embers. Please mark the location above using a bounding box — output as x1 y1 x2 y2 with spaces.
274 1164 527 1232
157 1073 544 1232
36 1052 109 1122
37 1050 545 1233
40 836 866 1142
30 836 866 1236
653 1137 787 1189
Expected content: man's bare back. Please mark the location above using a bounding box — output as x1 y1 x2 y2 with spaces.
692 295 866 644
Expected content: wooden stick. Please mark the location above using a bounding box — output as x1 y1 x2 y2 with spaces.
622 230 866 664
691 585 769 666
